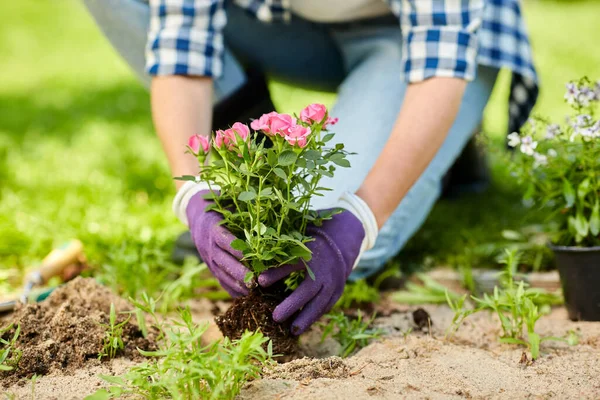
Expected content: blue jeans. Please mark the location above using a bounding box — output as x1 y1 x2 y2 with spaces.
83 0 499 279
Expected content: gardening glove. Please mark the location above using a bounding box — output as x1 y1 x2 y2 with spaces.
173 181 252 297
258 192 378 335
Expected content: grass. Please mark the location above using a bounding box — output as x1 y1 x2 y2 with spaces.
446 250 575 360
1 0 600 295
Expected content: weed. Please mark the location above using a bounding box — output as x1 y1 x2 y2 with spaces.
447 249 572 359
91 297 273 400
30 374 39 400
0 323 22 371
335 279 380 310
391 273 461 304
321 311 382 358
98 304 130 360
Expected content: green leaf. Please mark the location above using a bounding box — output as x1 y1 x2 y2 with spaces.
591 201 600 236
577 178 591 200
174 175 199 182
575 212 589 237
330 154 351 168
322 133 335 143
244 272 254 283
230 239 249 251
303 150 321 160
273 168 287 180
563 179 575 208
267 149 278 166
278 150 298 166
84 390 113 400
259 187 273 197
238 191 257 202
290 245 312 260
239 163 250 176
305 265 316 281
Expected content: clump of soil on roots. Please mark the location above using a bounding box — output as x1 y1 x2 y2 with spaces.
1 277 157 386
215 287 299 362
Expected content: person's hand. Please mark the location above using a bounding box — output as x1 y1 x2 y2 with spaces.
184 188 252 297
258 203 375 335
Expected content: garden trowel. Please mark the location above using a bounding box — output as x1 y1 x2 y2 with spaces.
0 239 86 313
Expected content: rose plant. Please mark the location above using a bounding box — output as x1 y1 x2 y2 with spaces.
181 104 348 284
506 77 600 321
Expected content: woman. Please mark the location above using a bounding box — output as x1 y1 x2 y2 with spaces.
84 0 538 335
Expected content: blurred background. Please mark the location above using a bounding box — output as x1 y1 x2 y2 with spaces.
1 0 599 295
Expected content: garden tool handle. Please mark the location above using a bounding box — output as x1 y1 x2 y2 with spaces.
27 239 84 285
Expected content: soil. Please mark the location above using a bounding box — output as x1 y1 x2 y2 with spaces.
215 287 299 361
0 277 157 387
412 308 432 330
3 283 600 399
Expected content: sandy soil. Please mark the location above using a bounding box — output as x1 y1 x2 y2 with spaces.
4 296 600 399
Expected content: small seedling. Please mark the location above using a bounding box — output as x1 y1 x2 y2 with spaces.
98 303 130 360
0 323 22 371
321 310 383 358
91 299 273 400
335 279 380 310
447 249 574 359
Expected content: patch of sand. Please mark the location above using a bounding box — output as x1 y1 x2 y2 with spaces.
4 301 600 399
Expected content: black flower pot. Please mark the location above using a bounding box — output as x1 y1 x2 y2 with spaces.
551 245 600 321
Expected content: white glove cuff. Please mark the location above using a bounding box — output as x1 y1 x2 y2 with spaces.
172 180 219 226
336 192 379 269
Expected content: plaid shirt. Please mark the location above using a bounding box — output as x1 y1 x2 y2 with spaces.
146 0 538 134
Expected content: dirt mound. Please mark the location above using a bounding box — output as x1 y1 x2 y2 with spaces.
0 277 156 386
215 288 298 361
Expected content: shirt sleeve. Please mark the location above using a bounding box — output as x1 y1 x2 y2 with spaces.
399 0 484 83
145 0 227 78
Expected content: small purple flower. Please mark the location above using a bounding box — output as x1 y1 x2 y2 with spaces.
575 114 593 127
595 80 600 100
577 86 595 107
565 82 579 105
545 123 561 139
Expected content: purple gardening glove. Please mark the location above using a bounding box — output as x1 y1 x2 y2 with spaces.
186 190 252 297
258 210 365 335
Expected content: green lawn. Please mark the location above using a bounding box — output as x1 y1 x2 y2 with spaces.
1 0 599 294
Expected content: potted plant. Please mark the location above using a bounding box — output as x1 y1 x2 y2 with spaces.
507 77 600 321
179 104 348 356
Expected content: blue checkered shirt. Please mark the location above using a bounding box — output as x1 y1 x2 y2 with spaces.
146 0 538 134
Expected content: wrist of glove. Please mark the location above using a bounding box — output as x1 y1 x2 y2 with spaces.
335 191 379 268
173 181 220 226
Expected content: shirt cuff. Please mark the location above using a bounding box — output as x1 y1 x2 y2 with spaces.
402 27 479 83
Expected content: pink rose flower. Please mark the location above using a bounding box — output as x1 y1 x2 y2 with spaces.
231 122 250 140
300 103 327 124
215 123 250 150
323 117 339 130
250 112 278 135
214 129 230 149
269 113 297 137
285 125 311 148
188 134 210 154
